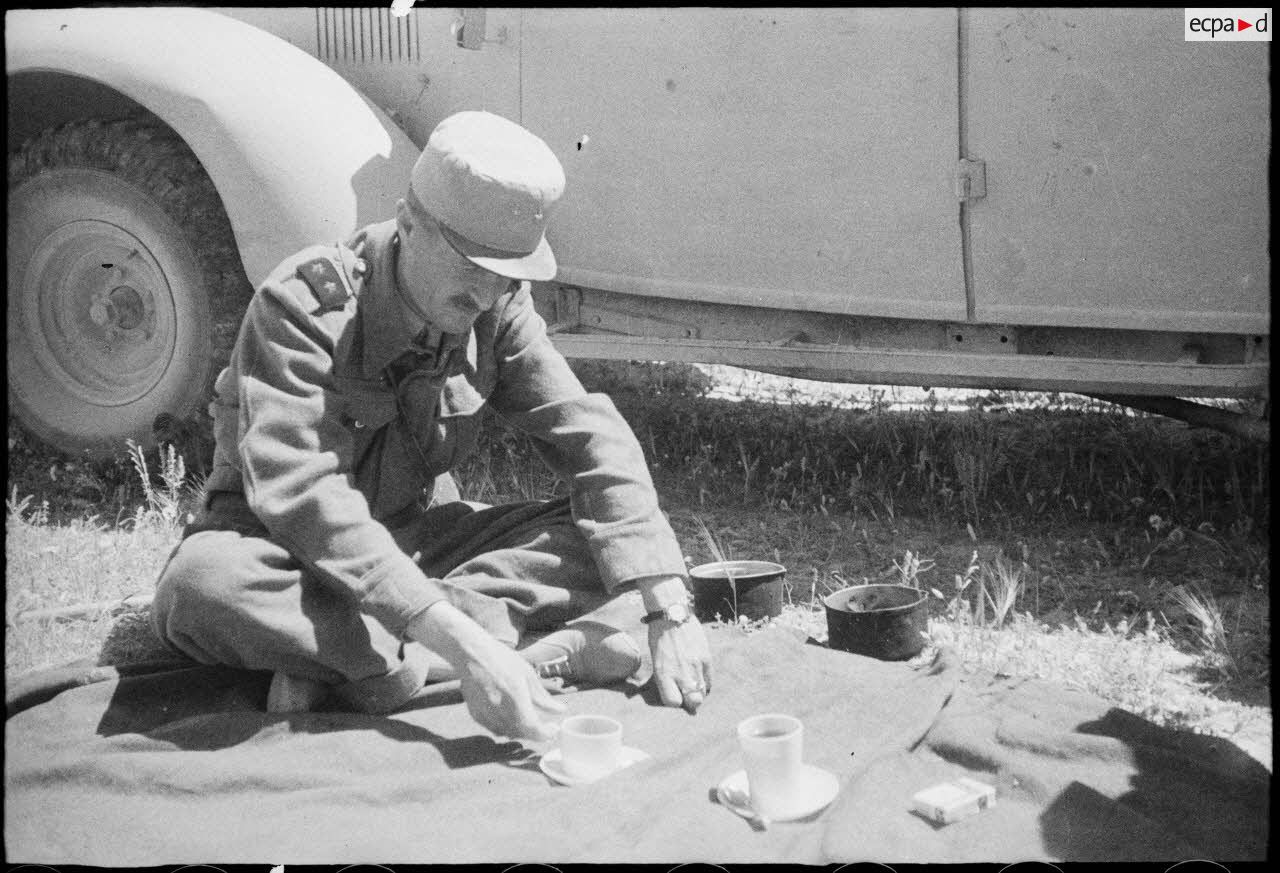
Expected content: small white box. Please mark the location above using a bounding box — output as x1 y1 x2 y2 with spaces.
911 777 997 825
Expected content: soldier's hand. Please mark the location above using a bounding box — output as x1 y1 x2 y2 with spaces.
408 601 565 741
457 641 565 741
649 618 713 713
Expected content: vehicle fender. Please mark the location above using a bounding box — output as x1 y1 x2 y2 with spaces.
6 7 421 285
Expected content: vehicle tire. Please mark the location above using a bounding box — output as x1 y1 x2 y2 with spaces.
8 117 245 458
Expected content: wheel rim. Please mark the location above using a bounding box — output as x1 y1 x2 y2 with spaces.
18 218 177 407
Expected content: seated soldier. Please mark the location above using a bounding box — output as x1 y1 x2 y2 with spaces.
152 110 712 741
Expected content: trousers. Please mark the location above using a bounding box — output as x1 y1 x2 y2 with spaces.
151 491 613 713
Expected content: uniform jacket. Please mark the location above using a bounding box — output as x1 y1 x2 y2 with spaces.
203 220 686 636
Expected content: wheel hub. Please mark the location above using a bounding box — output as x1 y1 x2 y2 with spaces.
89 285 149 331
18 219 175 406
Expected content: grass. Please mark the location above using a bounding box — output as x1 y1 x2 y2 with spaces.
5 489 182 673
4 361 1271 767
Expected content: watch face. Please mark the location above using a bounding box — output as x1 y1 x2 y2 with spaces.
667 602 691 623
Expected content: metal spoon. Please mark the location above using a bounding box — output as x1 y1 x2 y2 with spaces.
719 784 770 830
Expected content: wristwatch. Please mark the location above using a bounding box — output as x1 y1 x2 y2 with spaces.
641 601 693 625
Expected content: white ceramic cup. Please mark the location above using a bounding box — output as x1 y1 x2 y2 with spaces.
559 714 624 780
737 713 804 818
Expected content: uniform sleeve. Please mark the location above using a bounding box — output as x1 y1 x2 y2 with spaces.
234 282 448 636
487 283 687 590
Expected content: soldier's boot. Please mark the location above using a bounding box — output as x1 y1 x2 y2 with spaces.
519 620 643 686
266 671 331 713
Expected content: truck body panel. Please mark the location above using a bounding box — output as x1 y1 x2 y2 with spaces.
5 6 1271 449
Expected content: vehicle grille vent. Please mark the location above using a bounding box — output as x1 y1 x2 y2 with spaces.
314 7 420 64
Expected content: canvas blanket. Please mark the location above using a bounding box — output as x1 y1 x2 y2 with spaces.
4 625 1268 865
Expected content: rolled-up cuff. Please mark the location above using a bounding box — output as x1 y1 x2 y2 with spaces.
588 519 688 592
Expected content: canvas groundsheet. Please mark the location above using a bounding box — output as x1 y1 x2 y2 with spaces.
4 625 1269 865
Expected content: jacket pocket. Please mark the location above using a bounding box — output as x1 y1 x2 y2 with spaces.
340 380 399 432
334 378 401 484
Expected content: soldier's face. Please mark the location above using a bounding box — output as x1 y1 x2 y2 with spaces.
396 199 511 333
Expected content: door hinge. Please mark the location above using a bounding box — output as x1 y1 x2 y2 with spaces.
955 158 987 201
454 9 486 50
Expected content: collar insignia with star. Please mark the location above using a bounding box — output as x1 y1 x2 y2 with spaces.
296 256 352 314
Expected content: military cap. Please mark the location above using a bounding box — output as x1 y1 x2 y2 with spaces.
410 110 565 282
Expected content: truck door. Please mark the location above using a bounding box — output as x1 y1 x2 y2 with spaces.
520 8 966 322
963 8 1270 334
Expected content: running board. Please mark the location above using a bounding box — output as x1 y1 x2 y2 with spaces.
547 334 1268 398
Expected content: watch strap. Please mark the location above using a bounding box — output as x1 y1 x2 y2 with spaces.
641 601 691 624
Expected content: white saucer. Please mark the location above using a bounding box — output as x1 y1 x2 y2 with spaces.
716 764 841 822
539 746 651 786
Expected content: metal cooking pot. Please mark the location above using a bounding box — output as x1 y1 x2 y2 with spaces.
823 583 928 661
688 560 786 623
